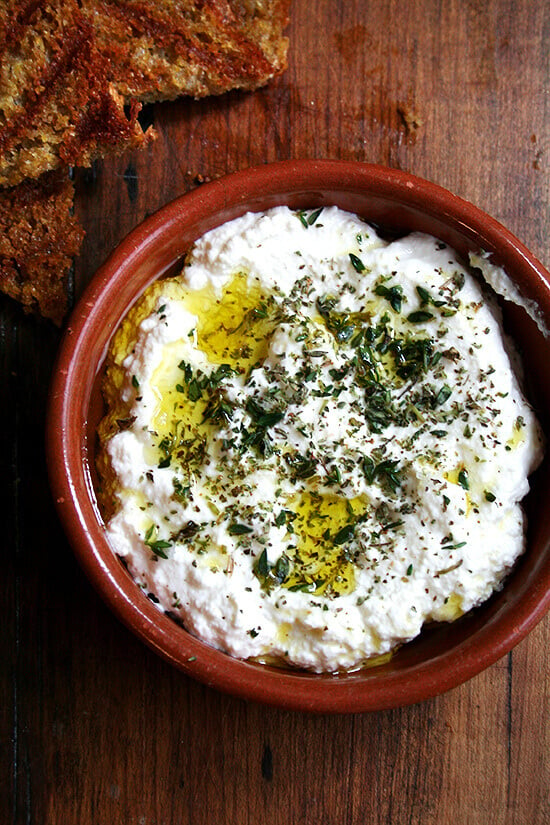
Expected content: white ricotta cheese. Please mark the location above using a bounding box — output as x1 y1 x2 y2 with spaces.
97 206 544 673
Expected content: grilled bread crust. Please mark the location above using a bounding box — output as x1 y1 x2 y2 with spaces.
82 0 290 103
0 170 84 324
0 0 289 321
0 0 152 188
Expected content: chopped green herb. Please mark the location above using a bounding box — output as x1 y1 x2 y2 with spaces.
275 510 295 528
144 526 172 559
255 548 269 577
416 286 432 305
333 524 355 545
349 253 366 273
440 542 467 552
285 453 317 479
308 207 324 225
296 210 309 228
375 283 403 312
435 385 452 407
457 469 469 490
228 523 254 536
407 310 434 323
362 456 402 493
187 379 203 402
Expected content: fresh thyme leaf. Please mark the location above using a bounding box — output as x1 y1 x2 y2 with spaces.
435 385 452 406
407 310 434 323
308 207 324 226
361 456 402 493
287 581 317 593
253 550 290 587
457 469 469 490
440 541 467 551
296 210 309 228
375 283 403 312
144 526 172 559
131 375 140 389
245 398 284 429
375 459 402 493
147 541 171 559
273 554 290 582
187 378 202 402
178 361 193 382
388 337 438 380
275 509 295 528
349 253 366 273
333 523 355 545
416 286 446 308
228 523 254 535
326 464 342 485
363 382 395 433
416 286 432 305
362 456 375 484
406 563 414 576
208 363 236 386
255 548 269 577
484 490 496 502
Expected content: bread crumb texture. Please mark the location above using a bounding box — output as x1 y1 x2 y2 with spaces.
0 170 84 324
0 0 153 188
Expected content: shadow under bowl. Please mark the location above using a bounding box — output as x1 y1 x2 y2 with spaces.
47 160 550 712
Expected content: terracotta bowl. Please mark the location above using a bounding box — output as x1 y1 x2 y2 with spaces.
47 160 550 712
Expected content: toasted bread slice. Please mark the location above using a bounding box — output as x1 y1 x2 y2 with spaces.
81 0 290 103
0 0 152 188
0 170 84 324
0 0 289 322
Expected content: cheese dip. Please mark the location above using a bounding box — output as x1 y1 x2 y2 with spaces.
97 206 543 673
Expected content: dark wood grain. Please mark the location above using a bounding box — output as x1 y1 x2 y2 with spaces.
2 1 549 823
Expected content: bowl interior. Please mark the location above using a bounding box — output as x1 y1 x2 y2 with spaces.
49 161 550 712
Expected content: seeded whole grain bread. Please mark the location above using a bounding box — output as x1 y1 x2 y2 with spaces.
82 0 290 103
0 170 84 324
0 0 153 189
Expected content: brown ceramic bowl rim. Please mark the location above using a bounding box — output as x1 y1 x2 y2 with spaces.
47 160 550 712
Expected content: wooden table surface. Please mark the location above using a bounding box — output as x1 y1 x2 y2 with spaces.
2 1 549 823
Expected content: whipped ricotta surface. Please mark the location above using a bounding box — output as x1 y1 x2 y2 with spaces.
97 206 543 672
